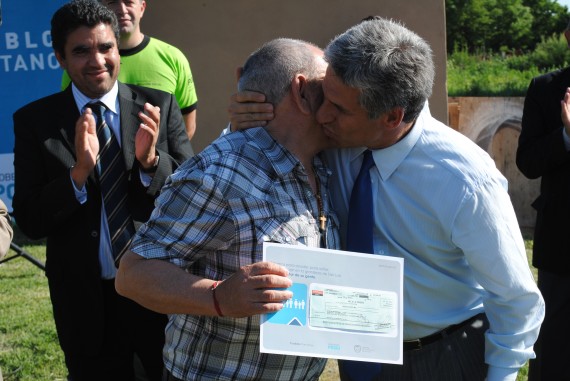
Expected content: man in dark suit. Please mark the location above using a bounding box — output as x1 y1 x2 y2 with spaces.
11 1 193 380
516 21 570 381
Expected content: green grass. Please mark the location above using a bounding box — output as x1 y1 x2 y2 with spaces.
0 230 536 380
0 241 67 381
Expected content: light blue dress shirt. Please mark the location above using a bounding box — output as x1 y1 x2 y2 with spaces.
325 106 545 381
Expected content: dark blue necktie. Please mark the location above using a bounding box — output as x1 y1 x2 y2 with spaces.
90 102 135 266
346 149 375 253
339 149 381 381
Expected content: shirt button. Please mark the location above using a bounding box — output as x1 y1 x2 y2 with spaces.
90 230 98 238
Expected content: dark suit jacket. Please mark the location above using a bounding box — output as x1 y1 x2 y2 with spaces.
517 67 570 275
12 82 194 355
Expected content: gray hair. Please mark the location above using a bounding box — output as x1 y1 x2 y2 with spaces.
325 17 434 122
238 38 322 105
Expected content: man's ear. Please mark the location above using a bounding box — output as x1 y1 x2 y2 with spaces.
140 0 147 18
382 107 405 129
55 51 66 70
235 66 243 83
290 74 311 115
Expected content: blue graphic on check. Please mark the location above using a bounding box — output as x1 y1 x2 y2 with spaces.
266 283 308 326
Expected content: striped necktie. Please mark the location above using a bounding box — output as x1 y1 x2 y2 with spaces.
90 102 135 266
339 149 381 381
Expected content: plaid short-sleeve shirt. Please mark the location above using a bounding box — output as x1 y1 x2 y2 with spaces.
131 127 340 380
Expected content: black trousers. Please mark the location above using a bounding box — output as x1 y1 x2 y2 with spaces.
528 269 570 381
65 279 167 381
341 313 489 381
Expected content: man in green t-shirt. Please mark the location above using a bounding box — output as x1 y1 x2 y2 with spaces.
62 0 198 140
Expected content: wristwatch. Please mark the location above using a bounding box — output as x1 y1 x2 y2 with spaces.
141 154 159 173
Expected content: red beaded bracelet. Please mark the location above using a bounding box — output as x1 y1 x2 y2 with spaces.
211 280 224 317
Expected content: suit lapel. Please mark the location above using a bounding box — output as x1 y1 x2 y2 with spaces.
555 67 570 96
118 82 142 171
57 87 81 153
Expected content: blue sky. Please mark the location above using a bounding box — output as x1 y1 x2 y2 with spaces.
557 0 570 8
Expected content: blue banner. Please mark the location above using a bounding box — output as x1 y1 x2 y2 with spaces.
0 0 67 211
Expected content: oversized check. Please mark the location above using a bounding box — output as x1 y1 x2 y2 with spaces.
260 243 403 364
309 284 397 334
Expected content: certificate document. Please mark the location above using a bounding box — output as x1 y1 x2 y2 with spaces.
260 243 403 364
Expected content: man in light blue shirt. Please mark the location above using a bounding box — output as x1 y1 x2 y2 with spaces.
319 18 543 381
229 17 544 381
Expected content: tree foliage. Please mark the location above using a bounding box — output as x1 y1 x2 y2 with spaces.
446 0 569 53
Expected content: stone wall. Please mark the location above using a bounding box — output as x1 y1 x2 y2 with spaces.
449 97 540 232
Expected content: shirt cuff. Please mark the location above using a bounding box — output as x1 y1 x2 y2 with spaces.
139 170 152 187
486 365 519 381
563 128 570 151
70 169 87 204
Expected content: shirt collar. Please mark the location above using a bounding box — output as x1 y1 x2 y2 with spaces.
371 105 430 181
344 105 431 180
242 127 331 179
71 81 119 115
244 127 300 177
374 117 421 180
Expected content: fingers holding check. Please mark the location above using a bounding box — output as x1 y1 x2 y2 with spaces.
214 261 292 318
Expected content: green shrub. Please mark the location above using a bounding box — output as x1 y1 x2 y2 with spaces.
447 33 570 97
447 49 542 96
529 33 570 71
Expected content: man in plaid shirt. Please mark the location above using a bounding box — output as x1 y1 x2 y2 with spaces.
115 38 340 380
